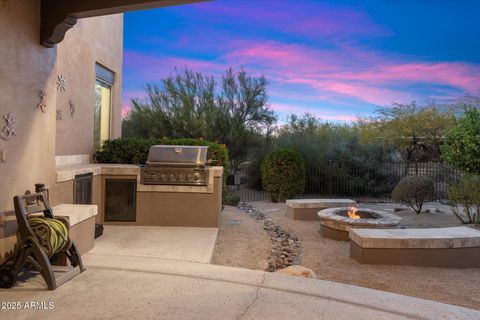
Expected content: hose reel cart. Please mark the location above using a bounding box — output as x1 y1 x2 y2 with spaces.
0 193 85 289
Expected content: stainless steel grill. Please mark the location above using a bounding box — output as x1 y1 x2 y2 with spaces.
141 145 209 186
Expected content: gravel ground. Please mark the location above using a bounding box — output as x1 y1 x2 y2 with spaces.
213 202 480 310
212 205 270 270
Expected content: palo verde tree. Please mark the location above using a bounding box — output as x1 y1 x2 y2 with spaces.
122 67 276 171
122 69 216 139
276 113 385 164
359 102 456 161
214 68 277 170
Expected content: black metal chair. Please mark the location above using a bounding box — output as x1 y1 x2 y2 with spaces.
0 193 85 290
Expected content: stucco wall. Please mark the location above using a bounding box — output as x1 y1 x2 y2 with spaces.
0 1 123 260
0 0 57 213
55 14 124 156
122 177 222 228
49 180 74 205
0 2 123 210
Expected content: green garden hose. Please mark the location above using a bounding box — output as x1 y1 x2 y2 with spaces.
28 217 69 255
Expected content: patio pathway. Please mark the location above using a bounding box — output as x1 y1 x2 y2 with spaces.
90 225 218 263
0 227 479 319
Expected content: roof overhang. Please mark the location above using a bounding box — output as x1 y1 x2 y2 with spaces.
41 0 206 48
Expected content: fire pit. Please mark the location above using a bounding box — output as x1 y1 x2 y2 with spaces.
318 206 401 241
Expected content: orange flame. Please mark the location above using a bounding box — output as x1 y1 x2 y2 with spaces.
347 206 360 219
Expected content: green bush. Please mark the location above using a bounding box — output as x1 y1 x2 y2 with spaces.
448 175 480 225
95 138 228 172
261 149 305 202
442 108 480 174
222 192 241 206
246 146 273 190
392 175 434 213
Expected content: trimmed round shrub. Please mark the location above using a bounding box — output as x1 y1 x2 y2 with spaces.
222 191 241 207
392 175 434 214
261 149 305 202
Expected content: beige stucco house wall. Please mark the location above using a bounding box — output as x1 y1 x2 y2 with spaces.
56 15 123 156
0 0 123 258
0 0 220 264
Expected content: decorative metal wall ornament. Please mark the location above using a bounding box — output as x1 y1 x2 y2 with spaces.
56 109 63 121
1 112 16 141
37 91 47 113
69 100 75 117
56 74 67 92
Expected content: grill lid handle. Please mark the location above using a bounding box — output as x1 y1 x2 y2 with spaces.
174 147 182 153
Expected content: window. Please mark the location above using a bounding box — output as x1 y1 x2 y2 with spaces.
94 63 114 151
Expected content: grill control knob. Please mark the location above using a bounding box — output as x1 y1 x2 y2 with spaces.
193 173 200 181
160 174 166 180
186 174 192 181
178 174 184 180
169 174 175 180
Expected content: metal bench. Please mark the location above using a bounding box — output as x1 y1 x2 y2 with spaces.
350 226 480 268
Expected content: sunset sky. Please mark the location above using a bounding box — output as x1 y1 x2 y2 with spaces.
122 0 480 121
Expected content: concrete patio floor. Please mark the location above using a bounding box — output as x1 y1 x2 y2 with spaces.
90 226 218 263
1 226 479 319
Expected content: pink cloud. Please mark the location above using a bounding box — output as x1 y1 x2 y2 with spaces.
193 1 390 39
285 78 415 105
122 104 131 118
124 51 226 82
222 40 480 105
325 61 480 92
378 63 480 93
226 41 345 73
124 40 480 112
122 89 150 118
271 103 358 122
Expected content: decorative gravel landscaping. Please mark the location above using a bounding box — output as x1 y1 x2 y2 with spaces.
213 202 480 310
237 202 304 271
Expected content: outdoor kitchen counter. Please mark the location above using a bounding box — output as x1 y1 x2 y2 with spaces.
55 163 224 228
57 163 223 185
56 163 140 182
51 204 98 255
56 163 223 194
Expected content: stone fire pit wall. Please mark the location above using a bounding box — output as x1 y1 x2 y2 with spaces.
318 207 401 241
286 199 356 220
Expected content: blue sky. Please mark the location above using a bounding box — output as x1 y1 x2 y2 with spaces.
123 0 480 121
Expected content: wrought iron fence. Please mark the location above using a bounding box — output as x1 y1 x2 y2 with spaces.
226 161 460 203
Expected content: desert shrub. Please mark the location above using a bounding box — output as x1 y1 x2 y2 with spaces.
442 108 480 174
245 146 273 190
391 175 434 213
222 192 241 206
95 138 228 172
303 160 400 198
261 149 305 202
448 175 480 225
